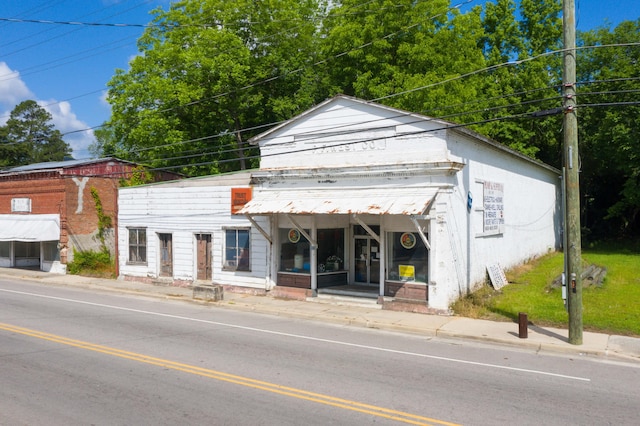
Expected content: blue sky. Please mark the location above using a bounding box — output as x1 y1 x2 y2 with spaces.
1 0 638 159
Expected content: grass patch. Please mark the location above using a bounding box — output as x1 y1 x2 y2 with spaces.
67 248 116 279
451 241 640 337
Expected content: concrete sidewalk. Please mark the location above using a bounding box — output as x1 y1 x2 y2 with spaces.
2 268 639 363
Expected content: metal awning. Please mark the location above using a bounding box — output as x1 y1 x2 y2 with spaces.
0 214 60 242
238 187 439 216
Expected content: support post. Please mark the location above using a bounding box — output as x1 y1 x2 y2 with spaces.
563 0 583 344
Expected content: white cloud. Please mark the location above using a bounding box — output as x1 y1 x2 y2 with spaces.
0 62 32 107
39 100 96 160
0 61 96 159
0 62 33 124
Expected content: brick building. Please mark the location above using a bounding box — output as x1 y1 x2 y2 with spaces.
0 158 177 273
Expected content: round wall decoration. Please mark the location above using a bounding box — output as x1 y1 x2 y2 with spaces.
400 232 416 249
288 228 301 243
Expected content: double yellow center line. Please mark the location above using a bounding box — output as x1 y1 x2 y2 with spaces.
1 322 459 425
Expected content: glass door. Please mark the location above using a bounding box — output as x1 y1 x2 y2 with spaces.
354 237 380 285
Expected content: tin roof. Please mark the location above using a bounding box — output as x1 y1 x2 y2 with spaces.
2 157 128 173
239 187 439 216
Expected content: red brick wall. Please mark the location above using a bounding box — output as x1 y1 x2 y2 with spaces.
0 173 120 260
0 175 65 215
64 177 117 235
64 176 119 256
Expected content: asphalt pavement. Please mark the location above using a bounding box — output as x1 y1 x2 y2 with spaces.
2 268 639 363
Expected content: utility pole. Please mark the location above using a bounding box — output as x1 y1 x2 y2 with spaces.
563 0 583 344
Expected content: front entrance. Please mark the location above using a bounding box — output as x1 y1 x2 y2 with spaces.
159 233 173 277
354 234 380 286
195 234 212 281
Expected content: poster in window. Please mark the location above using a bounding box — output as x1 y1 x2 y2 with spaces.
288 229 301 243
399 265 415 281
400 232 416 249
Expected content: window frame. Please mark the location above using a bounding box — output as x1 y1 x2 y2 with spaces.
223 227 251 272
128 227 147 265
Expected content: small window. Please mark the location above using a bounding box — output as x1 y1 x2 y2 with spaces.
128 228 147 264
224 228 250 271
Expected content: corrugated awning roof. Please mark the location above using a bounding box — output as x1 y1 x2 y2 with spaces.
238 187 438 216
0 214 60 242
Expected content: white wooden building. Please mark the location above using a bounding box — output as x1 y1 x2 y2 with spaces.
118 95 561 313
117 172 270 291
238 95 561 312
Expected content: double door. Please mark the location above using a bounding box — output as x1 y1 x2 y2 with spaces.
354 236 380 285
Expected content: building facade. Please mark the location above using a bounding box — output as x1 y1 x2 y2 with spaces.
117 172 270 290
238 96 561 311
0 158 166 273
118 96 561 312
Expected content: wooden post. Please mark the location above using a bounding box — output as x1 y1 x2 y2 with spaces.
563 0 583 344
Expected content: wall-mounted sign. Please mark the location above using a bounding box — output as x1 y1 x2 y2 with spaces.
400 232 416 249
483 181 504 234
11 198 31 213
231 188 252 214
288 229 301 243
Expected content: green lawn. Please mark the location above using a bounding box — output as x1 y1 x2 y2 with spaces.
451 241 640 337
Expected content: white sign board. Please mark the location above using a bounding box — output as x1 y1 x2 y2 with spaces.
487 263 508 290
11 198 31 213
483 181 504 234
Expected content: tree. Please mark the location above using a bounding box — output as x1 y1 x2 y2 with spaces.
319 0 486 114
101 0 328 176
0 100 71 167
319 0 564 162
577 19 640 238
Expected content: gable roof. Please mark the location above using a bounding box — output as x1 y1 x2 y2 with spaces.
249 95 559 174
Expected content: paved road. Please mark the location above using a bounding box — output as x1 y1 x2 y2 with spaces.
1 279 639 425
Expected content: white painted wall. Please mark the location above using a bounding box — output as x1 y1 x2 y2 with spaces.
252 96 561 310
118 173 270 289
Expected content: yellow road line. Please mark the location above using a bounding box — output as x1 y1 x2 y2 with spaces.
1 322 460 426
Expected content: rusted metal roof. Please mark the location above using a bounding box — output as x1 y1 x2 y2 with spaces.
238 187 439 216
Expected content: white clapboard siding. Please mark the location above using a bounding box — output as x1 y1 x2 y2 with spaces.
118 172 269 289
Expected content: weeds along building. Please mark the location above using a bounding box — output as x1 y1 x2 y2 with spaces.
118 96 562 312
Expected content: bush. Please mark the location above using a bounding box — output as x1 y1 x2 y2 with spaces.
67 248 115 278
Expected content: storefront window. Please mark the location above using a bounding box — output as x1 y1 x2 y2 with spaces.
279 228 310 273
43 241 60 262
317 228 345 272
15 241 39 258
386 232 428 283
0 241 9 258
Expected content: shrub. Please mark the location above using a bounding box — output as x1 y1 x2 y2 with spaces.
67 248 115 278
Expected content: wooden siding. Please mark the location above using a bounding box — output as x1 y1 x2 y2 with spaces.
118 173 269 289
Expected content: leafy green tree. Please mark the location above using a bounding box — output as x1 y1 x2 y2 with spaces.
0 100 71 167
473 0 564 162
319 0 486 114
102 0 327 176
577 19 640 238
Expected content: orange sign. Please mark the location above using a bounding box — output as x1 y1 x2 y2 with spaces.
231 188 252 214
